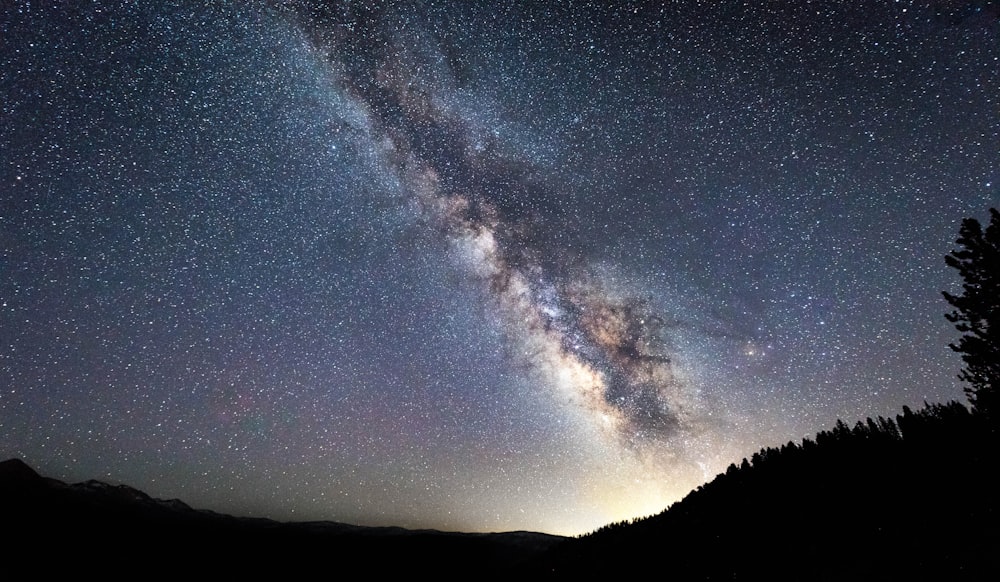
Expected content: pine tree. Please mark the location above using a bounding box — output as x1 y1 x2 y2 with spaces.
942 208 1000 420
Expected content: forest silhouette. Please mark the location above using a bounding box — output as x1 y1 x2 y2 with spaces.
527 208 999 579
527 400 994 579
2 210 997 579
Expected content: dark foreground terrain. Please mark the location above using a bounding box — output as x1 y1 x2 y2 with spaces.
3 403 995 580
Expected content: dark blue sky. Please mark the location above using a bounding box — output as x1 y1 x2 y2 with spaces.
2 1 997 534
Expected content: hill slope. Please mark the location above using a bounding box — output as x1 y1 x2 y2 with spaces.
526 402 996 580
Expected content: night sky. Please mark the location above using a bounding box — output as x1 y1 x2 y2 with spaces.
2 1 998 536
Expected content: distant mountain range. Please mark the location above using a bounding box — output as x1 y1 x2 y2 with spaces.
3 401 995 579
0 457 564 578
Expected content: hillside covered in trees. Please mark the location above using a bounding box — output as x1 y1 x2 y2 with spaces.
522 207 998 579
526 400 996 579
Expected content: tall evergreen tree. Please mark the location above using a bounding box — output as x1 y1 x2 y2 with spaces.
943 208 1000 420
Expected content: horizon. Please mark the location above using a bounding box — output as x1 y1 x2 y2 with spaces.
2 1 998 537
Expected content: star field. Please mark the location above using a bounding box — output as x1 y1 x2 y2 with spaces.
1 1 998 535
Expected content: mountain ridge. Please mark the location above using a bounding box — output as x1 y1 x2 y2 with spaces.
1 459 566 579
3 401 994 579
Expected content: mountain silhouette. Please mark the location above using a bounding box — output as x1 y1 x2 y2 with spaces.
3 402 994 579
0 459 564 579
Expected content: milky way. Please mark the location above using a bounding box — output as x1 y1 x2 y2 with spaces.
299 2 723 448
2 1 998 535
